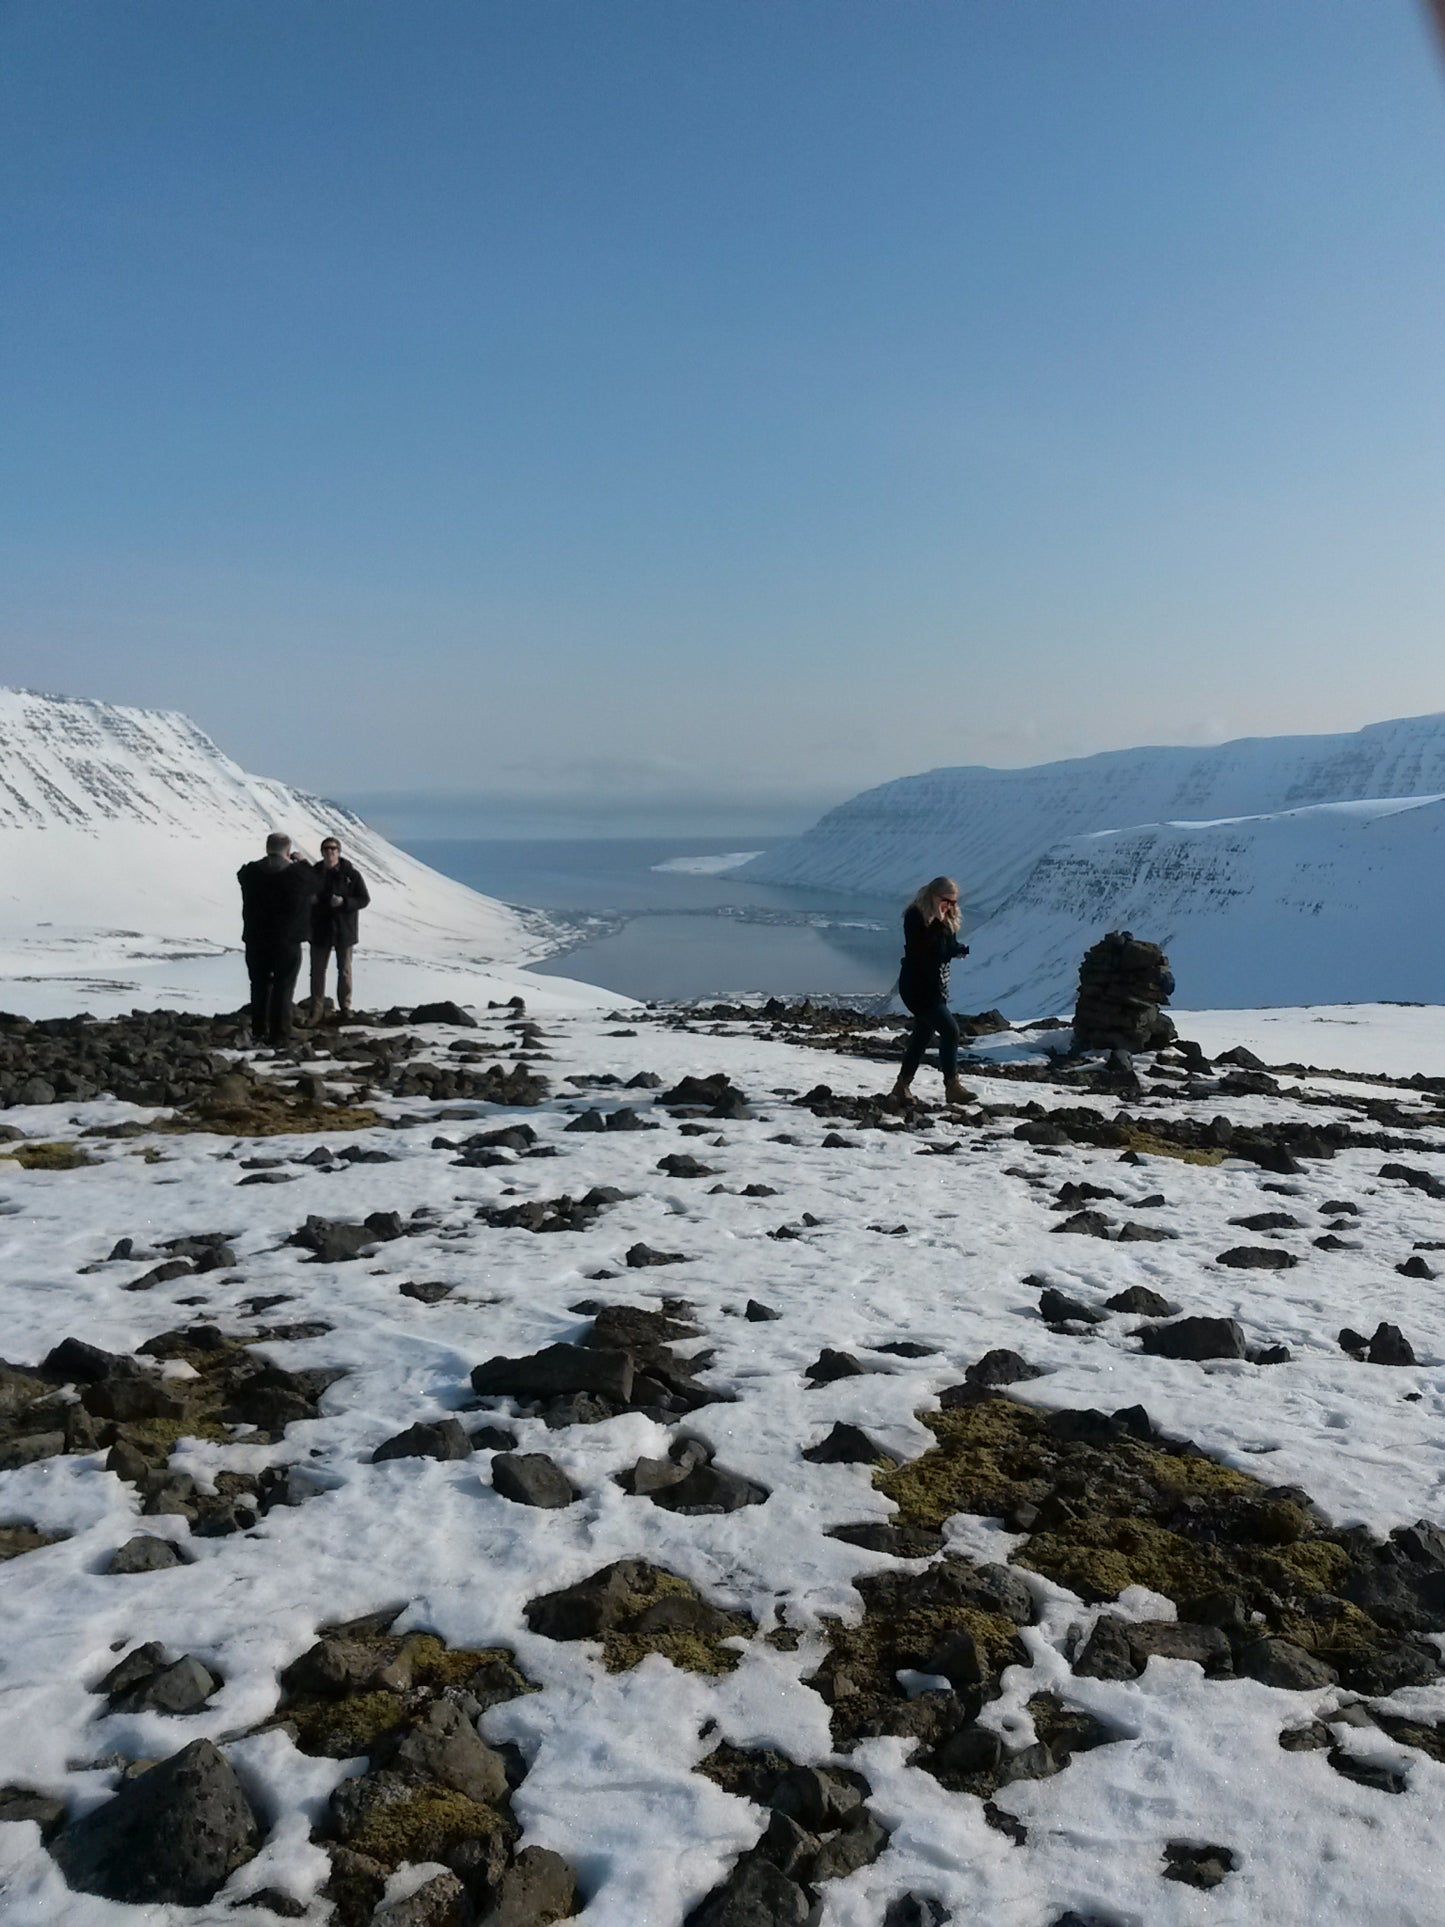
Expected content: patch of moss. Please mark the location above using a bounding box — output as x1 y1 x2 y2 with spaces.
601 1628 745 1676
401 1633 512 1689
341 1781 507 1868
1017 1521 1217 1605
287 1690 406 1759
0 1523 65 1560
877 1399 1053 1532
869 1392 1430 1687
114 1414 232 1452
1114 1126 1225 1165
0 1141 99 1170
149 1100 384 1139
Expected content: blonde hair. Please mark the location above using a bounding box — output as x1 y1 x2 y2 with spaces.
909 875 961 932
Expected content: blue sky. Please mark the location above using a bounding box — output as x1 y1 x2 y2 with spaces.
3 1 1444 834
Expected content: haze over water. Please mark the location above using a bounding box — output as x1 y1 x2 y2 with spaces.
406 836 903 1001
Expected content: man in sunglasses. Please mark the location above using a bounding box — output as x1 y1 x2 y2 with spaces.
307 835 371 1022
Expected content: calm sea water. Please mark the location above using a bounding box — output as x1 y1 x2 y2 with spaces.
404 836 904 1001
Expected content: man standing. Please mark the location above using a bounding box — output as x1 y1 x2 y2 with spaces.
237 833 319 1046
308 834 370 1021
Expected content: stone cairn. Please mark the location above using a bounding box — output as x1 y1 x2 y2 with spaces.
1072 931 1177 1052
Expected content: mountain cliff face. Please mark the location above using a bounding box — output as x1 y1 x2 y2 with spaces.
961 793 1445 1014
743 714 1445 913
0 687 591 1011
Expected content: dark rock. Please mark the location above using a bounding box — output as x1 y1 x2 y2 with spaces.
744 1300 780 1322
471 1344 634 1405
625 1243 687 1268
408 1001 477 1027
1115 1221 1173 1242
399 1279 454 1305
1052 1211 1110 1238
964 1349 1044 1388
1338 1328 1368 1360
1327 1748 1408 1795
1235 1637 1336 1688
810 1805 889 1879
801 1422 890 1465
564 1109 607 1133
1248 1344 1293 1366
1138 1316 1247 1361
1217 1246 1299 1270
491 1452 578 1508
476 1845 577 1925
1162 1841 1237 1889
1368 1322 1416 1367
49 1739 260 1904
101 1647 219 1715
1038 1288 1106 1326
1279 1722 1333 1752
106 1535 187 1574
804 1349 865 1385
382 1699 509 1805
1074 1616 1231 1680
287 1216 382 1263
1104 1286 1179 1316
41 1336 133 1383
373 1418 474 1464
0 1787 67 1839
649 1461 767 1514
883 1898 950 1927
1231 1211 1303 1232
684 1852 811 1927
373 1869 470 1926
1397 1255 1438 1281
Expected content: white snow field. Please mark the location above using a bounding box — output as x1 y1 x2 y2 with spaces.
0 688 612 1018
743 711 1445 912
959 794 1445 1017
3 997 1445 1925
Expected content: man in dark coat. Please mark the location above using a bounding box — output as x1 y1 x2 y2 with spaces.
308 834 371 1021
237 833 320 1045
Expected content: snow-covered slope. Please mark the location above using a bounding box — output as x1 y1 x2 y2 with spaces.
0 688 612 1013
962 793 1445 1015
744 713 1445 912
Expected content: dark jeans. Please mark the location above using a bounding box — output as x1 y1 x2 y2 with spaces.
246 942 302 1043
900 1000 959 1081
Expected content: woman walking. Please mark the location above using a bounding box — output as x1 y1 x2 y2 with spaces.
890 875 973 1107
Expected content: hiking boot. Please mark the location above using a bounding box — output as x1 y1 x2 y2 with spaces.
886 1075 915 1109
943 1076 975 1107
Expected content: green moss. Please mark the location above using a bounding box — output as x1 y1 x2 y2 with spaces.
601 1629 745 1676
401 1634 512 1689
0 1142 99 1170
877 1399 1052 1533
1114 1127 1224 1166
287 1690 406 1759
342 1782 507 1868
114 1415 232 1451
1017 1520 1219 1605
152 1100 383 1139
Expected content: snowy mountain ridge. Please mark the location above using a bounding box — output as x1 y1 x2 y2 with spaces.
0 687 611 1014
963 790 1445 1015
743 712 1445 913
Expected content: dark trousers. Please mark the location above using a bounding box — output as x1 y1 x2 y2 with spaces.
246 942 302 1043
900 1000 959 1081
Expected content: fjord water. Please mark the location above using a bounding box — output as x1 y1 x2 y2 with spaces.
405 837 901 1000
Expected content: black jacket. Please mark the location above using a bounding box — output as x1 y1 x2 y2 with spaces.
309 858 370 948
238 855 320 948
898 905 969 1013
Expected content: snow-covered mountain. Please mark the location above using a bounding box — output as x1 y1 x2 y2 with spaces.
0 687 610 1014
744 713 1445 912
962 792 1445 1015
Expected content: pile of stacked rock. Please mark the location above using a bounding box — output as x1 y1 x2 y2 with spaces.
1072 931 1177 1052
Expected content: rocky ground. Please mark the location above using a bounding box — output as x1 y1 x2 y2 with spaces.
1 998 1445 1925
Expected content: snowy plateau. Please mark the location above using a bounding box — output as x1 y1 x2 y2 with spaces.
745 714 1445 1015
5 691 1445 1926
